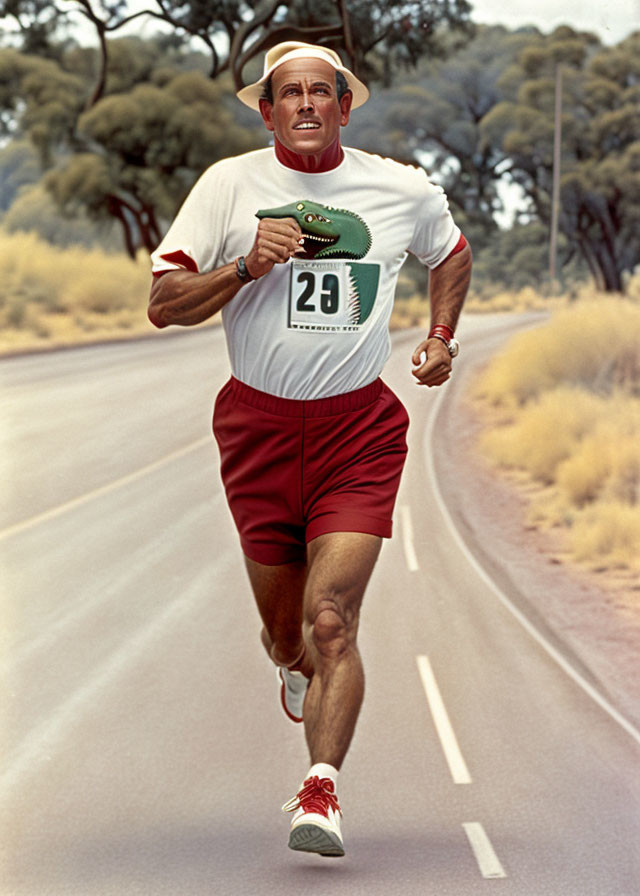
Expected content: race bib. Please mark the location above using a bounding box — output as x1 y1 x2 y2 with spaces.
288 260 380 332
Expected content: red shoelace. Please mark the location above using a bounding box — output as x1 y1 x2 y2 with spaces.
282 776 342 817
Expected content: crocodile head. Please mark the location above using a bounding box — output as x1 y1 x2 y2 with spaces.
256 200 371 260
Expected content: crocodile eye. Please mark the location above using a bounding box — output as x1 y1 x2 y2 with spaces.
316 214 329 223
304 213 315 223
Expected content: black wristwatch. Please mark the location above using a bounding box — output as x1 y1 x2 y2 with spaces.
235 256 254 282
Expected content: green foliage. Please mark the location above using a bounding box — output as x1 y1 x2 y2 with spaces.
0 137 40 210
350 26 531 249
44 68 259 254
102 36 164 95
2 1 474 95
482 28 640 292
0 47 85 162
284 0 474 83
470 221 586 294
45 153 111 215
0 0 475 257
0 2 475 257
2 181 121 248
2 9 636 293
0 39 262 255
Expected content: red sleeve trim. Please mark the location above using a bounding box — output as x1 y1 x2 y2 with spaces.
153 249 200 276
442 233 467 263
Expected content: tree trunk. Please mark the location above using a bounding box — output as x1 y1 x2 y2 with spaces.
86 24 108 108
577 236 606 291
107 196 136 260
76 0 109 109
595 243 623 292
578 234 623 292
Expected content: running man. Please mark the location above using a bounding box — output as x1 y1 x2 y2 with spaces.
148 41 471 858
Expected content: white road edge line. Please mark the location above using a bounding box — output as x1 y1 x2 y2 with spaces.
0 437 212 542
462 822 507 879
425 382 640 749
399 504 420 571
416 654 472 784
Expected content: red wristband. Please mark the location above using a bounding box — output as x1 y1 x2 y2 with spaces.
429 324 454 342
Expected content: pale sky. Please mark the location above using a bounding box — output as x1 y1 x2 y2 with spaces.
469 0 639 45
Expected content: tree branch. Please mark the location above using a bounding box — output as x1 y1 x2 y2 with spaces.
229 0 283 90
336 0 357 73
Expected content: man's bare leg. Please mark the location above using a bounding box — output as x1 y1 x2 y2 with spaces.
244 556 314 678
245 534 382 855
301 532 382 769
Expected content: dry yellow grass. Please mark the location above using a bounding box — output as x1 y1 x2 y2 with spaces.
476 296 640 408
556 401 640 506
389 295 429 330
0 230 157 352
1 228 422 351
569 502 640 569
480 386 604 483
465 285 558 314
0 228 422 349
474 278 640 572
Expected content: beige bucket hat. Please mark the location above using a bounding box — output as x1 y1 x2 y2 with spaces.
236 41 369 110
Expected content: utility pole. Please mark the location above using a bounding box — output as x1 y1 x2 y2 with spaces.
549 63 563 293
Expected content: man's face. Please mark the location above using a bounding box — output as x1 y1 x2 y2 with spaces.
259 58 352 155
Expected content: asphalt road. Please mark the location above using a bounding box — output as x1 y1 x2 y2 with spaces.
1 316 639 895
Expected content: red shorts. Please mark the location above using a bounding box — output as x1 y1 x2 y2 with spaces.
212 377 409 565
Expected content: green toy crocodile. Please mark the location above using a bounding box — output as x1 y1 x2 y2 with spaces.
256 200 371 260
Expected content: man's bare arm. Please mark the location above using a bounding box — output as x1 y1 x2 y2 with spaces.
411 243 472 387
148 264 241 329
147 217 303 329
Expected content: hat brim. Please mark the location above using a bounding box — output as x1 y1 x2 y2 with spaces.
236 52 369 111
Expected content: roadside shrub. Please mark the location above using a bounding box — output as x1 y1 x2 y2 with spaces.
570 502 640 570
476 295 640 406
0 229 152 350
480 386 603 483
556 401 640 507
475 287 640 570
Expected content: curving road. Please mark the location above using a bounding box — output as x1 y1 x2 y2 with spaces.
1 316 639 895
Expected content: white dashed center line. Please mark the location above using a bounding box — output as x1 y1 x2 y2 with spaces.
416 654 472 784
462 822 507 878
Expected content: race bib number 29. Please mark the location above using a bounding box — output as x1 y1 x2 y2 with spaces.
288 260 380 332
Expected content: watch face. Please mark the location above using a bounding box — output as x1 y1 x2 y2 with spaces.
448 339 460 358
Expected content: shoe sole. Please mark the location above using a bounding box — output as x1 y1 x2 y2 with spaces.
288 823 345 857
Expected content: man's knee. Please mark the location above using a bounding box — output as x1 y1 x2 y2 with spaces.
307 596 357 660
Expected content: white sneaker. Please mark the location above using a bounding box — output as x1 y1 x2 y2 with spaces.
282 775 344 857
277 667 308 723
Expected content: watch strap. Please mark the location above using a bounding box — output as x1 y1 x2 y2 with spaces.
235 256 254 282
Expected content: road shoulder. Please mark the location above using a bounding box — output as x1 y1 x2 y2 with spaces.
433 334 640 731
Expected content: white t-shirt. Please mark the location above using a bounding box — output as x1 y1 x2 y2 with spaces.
151 147 460 400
